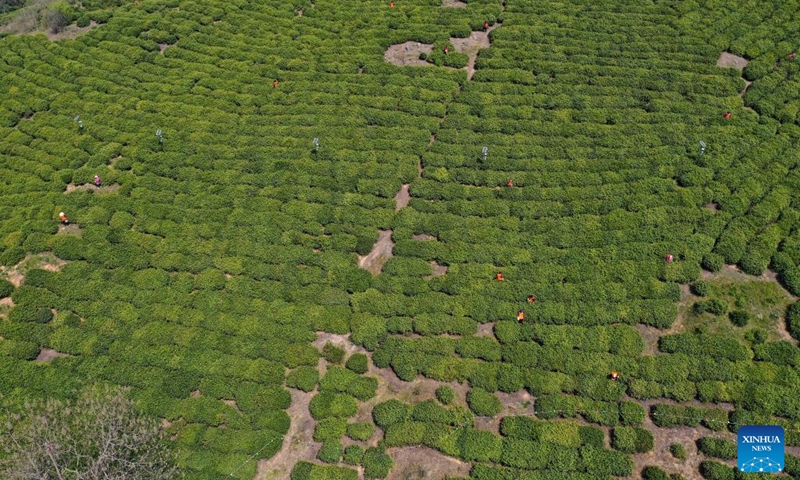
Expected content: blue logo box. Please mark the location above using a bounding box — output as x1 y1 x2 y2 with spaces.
738 425 784 473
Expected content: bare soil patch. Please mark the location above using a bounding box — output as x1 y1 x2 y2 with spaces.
425 261 447 279
46 21 98 41
222 399 243 414
450 25 498 80
441 0 467 7
634 405 736 479
358 230 394 276
386 447 471 480
705 202 719 212
717 52 749 70
33 348 72 363
1 252 67 287
313 332 363 357
476 322 494 338
64 183 121 194
58 224 82 235
384 42 433 67
413 234 436 241
394 184 411 211
254 389 318 480
158 43 172 54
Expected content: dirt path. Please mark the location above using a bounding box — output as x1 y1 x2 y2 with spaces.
386 447 471 480
358 230 394 276
441 0 467 7
64 183 121 194
450 24 499 80
394 184 411 211
253 389 319 480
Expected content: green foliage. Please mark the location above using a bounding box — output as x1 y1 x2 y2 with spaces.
346 422 375 442
345 353 368 374
290 461 358 480
313 418 348 442
787 302 800 341
309 392 358 420
459 428 501 462
641 466 671 480
286 366 319 392
0 279 14 298
467 388 502 417
700 460 734 480
693 299 728 316
702 254 724 273
322 342 345 364
611 426 653 453
436 386 455 405
372 400 410 429
692 280 710 297
342 445 364 465
670 443 687 460
696 437 736 460
728 310 750 327
317 441 343 464
362 447 392 480
619 401 646 425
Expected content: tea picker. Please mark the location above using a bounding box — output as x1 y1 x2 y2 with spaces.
495 272 504 281
516 309 525 323
94 175 101 187
483 21 489 31
666 254 674 263
59 212 69 225
723 111 732 119
610 371 619 380
272 79 280 88
527 295 536 303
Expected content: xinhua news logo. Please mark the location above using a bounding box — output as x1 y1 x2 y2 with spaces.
737 425 784 473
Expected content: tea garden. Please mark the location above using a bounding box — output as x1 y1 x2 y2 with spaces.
2 0 800 478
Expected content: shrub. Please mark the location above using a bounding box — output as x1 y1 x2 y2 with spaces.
343 445 364 465
579 426 605 448
345 353 369 374
362 447 392 479
697 437 736 459
0 279 14 298
786 302 800 341
702 254 724 272
436 386 455 405
728 310 749 327
290 462 357 480
459 428 502 462
700 460 734 480
412 400 455 425
9 306 53 324
309 392 358 420
467 388 502 417
611 427 653 453
313 418 347 442
692 281 710 297
642 466 671 480
670 443 687 460
693 299 728 315
346 422 375 441
619 401 646 425
372 400 410 429
322 342 345 364
317 441 343 464
286 366 319 392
